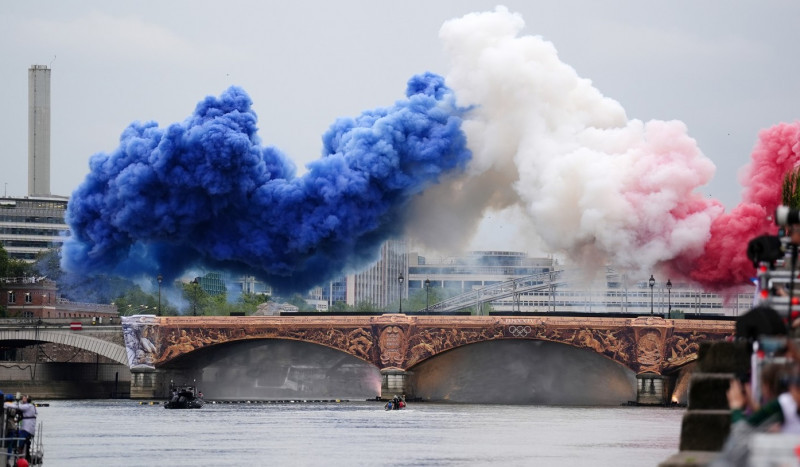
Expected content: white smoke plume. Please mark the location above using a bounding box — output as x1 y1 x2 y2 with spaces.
408 7 723 282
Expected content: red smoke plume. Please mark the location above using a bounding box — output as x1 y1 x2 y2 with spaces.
683 122 800 289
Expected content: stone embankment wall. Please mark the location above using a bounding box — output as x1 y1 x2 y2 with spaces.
0 362 131 399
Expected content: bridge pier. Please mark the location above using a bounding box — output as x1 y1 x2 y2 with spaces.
636 373 670 405
380 368 412 400
130 367 167 399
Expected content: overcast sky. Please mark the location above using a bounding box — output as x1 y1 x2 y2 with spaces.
2 1 798 253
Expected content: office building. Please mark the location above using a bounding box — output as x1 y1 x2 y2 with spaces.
1 65 69 263
0 195 69 262
311 239 407 310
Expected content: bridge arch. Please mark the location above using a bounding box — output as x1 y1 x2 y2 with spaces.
159 335 380 369
406 338 637 404
159 336 380 369
406 333 632 370
157 337 382 400
0 328 128 366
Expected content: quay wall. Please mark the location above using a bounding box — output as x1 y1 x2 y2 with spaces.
0 361 131 399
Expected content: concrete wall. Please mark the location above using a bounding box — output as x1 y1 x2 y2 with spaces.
0 362 131 399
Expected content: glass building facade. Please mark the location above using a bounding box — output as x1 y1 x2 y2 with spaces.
0 196 69 262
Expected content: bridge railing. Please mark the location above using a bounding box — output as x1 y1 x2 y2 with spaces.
0 317 120 328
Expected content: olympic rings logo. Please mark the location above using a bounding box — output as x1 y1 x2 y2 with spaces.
507 325 531 337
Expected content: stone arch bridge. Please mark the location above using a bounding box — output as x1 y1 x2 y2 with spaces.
123 314 733 402
0 325 128 366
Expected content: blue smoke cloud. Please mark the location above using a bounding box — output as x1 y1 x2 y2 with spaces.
61 72 471 293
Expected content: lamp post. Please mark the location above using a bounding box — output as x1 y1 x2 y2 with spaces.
648 275 655 316
157 274 163 316
425 278 431 312
398 273 404 314
666 279 672 319
192 278 199 316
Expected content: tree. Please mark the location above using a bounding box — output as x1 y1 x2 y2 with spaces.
0 243 8 277
4 258 30 278
783 167 800 208
329 301 352 312
239 292 270 309
354 301 382 313
182 281 211 316
32 248 62 281
113 286 161 316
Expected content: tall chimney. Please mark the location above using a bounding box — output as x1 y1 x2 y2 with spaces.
28 65 51 196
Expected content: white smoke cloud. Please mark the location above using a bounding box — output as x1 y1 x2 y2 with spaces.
408 6 722 280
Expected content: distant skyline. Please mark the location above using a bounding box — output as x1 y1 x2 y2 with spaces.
2 1 799 255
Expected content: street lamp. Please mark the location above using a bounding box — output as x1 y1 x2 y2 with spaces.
157 274 163 316
425 278 431 312
666 279 672 319
648 275 655 316
398 273 404 314
192 278 200 316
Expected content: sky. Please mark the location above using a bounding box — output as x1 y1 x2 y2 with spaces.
1 1 799 286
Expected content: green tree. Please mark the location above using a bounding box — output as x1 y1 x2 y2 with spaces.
182 281 211 316
113 286 161 316
406 285 447 312
209 292 232 315
783 167 800 208
235 292 270 315
238 292 270 310
4 258 30 277
354 301 382 313
329 300 352 312
0 243 8 277
32 248 62 280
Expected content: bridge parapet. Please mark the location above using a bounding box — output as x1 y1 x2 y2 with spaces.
121 314 734 375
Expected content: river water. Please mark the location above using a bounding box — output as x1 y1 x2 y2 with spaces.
41 400 683 466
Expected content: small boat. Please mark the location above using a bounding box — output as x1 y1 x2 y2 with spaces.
165 384 205 409
384 396 406 411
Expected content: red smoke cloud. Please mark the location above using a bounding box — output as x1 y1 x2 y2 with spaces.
682 122 800 289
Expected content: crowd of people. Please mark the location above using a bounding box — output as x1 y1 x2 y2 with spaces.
1 390 37 467
712 223 800 465
384 395 406 411
712 356 800 465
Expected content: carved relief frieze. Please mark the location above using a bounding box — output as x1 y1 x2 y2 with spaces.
635 329 664 373
135 315 734 373
526 323 635 365
405 324 504 367
379 325 407 367
154 324 377 365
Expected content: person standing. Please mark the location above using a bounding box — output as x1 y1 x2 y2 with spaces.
13 395 36 463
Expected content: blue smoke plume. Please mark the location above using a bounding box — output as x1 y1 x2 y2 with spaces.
61 72 471 293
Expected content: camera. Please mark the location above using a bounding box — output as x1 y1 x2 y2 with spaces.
775 205 800 226
747 235 784 267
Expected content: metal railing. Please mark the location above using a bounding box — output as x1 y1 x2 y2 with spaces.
427 269 570 313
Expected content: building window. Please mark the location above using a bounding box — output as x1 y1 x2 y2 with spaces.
7 291 14 304
25 292 32 303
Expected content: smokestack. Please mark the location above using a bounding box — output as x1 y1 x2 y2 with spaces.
28 65 51 196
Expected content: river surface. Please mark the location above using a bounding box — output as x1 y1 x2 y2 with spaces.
42 400 683 466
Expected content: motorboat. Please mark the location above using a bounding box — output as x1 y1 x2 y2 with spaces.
165 384 205 409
